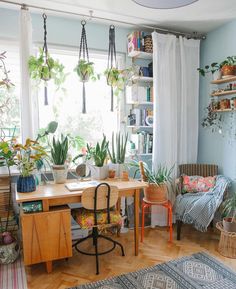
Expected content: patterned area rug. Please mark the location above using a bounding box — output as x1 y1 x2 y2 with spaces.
70 252 236 289
0 255 28 289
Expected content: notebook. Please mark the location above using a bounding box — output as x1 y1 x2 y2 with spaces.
65 181 100 191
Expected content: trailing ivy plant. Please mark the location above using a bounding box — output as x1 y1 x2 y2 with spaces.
28 48 67 90
74 59 99 82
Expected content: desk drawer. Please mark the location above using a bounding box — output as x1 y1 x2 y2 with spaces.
21 206 72 265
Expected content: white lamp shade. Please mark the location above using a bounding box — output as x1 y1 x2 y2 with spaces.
132 0 198 9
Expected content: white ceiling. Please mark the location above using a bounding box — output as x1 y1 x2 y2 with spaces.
1 0 236 33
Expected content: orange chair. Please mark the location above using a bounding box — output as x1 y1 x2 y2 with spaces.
138 161 173 243
141 199 173 242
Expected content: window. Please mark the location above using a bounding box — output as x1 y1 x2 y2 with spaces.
36 49 124 146
0 43 21 140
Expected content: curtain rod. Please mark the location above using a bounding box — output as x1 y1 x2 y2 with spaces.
0 0 206 40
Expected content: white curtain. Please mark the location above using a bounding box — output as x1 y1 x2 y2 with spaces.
20 7 33 141
151 32 200 226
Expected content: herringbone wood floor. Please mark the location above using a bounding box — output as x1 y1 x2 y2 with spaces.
26 224 236 289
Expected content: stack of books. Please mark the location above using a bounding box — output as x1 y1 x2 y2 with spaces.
127 31 152 55
128 108 153 126
126 84 153 103
130 132 153 154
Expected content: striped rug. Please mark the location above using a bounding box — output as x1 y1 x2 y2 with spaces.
0 255 27 289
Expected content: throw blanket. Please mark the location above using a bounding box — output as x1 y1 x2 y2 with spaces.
175 175 230 232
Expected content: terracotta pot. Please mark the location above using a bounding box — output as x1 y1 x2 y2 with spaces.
144 183 168 203
121 171 129 181
223 217 236 232
221 65 236 78
220 99 230 109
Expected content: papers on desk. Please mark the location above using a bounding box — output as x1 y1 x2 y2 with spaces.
65 181 100 191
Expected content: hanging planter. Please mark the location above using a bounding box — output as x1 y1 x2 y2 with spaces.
74 21 98 114
28 14 67 105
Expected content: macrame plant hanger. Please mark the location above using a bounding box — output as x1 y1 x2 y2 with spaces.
41 13 51 105
78 20 89 114
107 25 117 112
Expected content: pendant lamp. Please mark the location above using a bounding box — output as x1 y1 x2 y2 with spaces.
131 0 198 9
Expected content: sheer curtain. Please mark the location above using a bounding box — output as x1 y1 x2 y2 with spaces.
151 32 200 226
20 7 33 141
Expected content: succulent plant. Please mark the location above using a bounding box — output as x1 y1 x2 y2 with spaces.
108 132 128 164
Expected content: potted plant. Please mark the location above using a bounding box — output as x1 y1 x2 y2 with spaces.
0 138 20 264
197 62 222 80
220 56 236 78
86 135 109 180
108 132 128 178
74 59 98 82
12 139 47 192
222 191 236 232
130 161 174 203
50 134 69 184
28 48 67 104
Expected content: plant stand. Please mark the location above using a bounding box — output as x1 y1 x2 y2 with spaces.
216 221 236 258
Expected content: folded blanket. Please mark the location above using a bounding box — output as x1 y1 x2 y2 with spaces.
175 175 231 232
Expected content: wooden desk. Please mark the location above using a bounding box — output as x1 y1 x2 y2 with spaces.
16 179 147 273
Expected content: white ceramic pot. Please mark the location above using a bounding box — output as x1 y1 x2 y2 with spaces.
52 164 68 184
90 165 108 180
212 70 222 81
109 163 124 178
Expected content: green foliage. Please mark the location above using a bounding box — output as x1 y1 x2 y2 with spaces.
222 192 236 219
0 51 14 89
86 135 109 167
51 134 69 165
74 59 99 82
197 56 236 77
0 140 16 169
108 132 128 164
36 121 58 141
129 160 174 186
28 48 67 89
197 62 220 77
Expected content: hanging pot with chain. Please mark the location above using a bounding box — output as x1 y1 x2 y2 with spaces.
75 20 94 114
106 25 117 112
41 13 51 105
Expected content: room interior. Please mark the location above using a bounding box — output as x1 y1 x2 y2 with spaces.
0 1 236 289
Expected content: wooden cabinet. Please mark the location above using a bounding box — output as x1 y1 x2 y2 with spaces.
21 206 72 265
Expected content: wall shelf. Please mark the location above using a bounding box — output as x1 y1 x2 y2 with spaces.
213 108 236 112
211 90 236 97
211 76 236 84
127 125 153 129
128 51 152 59
132 76 153 82
127 101 153 105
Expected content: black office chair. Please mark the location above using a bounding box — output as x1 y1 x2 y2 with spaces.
72 183 125 274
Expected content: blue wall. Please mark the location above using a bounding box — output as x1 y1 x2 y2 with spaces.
198 20 236 191
0 8 130 53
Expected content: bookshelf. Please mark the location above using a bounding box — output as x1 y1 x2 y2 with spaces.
126 31 153 158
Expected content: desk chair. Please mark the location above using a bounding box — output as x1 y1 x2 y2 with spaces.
72 183 125 274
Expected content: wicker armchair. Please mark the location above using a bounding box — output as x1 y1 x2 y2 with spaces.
176 164 218 240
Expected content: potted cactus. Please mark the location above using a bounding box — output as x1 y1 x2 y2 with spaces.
86 135 109 180
108 132 128 178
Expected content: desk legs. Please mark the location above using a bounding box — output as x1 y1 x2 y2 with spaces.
134 189 140 256
46 261 52 273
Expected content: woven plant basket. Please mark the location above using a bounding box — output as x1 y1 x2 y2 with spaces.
144 183 168 204
216 221 236 258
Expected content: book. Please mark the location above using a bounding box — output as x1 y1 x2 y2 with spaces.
65 181 100 191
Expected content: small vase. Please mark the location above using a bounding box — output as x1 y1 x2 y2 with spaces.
17 175 36 193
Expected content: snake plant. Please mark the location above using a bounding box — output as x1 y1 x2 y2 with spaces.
51 134 69 165
86 135 109 167
108 132 128 164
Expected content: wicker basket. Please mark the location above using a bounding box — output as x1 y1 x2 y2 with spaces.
216 221 236 258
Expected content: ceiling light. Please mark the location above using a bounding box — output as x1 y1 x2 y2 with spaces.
131 0 199 9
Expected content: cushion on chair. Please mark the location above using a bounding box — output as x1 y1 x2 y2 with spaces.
182 175 216 193
72 208 122 229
